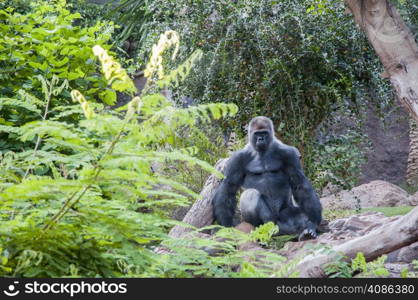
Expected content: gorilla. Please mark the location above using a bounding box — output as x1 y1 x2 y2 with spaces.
212 116 322 240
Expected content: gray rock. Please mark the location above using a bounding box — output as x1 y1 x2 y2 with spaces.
409 191 418 206
383 263 411 278
387 241 418 263
320 180 410 209
321 182 342 197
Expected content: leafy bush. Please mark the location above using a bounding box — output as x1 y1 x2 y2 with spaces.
250 222 278 246
311 130 368 190
153 226 294 278
0 29 240 277
0 0 118 152
0 0 115 102
351 253 389 278
325 251 390 278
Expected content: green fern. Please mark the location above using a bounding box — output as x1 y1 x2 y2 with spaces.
0 26 242 277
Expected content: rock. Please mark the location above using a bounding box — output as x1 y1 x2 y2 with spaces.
398 242 418 263
321 182 342 197
383 263 411 278
387 241 418 263
355 263 412 278
320 180 410 209
235 222 255 234
409 191 418 206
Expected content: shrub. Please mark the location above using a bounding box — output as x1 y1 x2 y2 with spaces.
0 30 239 277
0 0 116 151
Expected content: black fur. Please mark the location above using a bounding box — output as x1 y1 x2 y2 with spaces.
212 116 322 238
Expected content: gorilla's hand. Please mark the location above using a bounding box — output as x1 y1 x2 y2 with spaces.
297 221 318 241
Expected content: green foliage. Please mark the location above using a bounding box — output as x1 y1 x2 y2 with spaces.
111 0 154 47
324 250 352 278
0 25 302 278
0 0 117 152
352 253 389 278
0 29 241 277
401 260 418 278
160 127 230 194
311 130 368 190
0 0 114 102
351 252 367 273
360 206 414 217
250 222 279 246
325 252 390 278
149 226 292 278
397 0 418 39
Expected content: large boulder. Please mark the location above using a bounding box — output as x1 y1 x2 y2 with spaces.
320 180 411 210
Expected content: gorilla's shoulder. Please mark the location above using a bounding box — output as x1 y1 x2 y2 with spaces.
229 146 257 161
273 140 301 159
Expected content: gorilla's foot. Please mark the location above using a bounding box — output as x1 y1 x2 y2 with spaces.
298 228 318 241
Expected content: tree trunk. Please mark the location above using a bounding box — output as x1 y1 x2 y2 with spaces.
296 205 418 277
407 118 418 185
344 0 418 123
168 159 228 238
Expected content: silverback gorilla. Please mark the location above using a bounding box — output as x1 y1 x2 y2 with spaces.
212 116 322 240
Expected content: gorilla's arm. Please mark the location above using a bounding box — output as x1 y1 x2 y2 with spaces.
283 148 322 226
212 152 246 227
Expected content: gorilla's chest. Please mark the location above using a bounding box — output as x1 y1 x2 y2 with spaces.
245 156 283 174
242 156 288 196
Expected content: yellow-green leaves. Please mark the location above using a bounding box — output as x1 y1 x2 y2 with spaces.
71 90 95 119
92 45 136 94
144 30 180 79
126 96 142 121
157 49 203 89
250 222 279 246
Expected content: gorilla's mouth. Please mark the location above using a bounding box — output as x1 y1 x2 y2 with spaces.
255 142 268 151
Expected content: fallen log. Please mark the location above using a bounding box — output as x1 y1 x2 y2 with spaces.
296 205 418 277
168 159 228 238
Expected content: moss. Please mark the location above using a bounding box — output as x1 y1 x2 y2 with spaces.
323 206 414 221
360 206 414 217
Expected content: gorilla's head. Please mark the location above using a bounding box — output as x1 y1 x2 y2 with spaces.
248 116 274 152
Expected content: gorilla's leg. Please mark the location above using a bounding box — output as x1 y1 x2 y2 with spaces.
239 189 274 226
276 207 308 234
277 207 317 240
240 190 317 240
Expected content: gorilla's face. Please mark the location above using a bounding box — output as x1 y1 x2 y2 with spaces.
252 130 271 152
